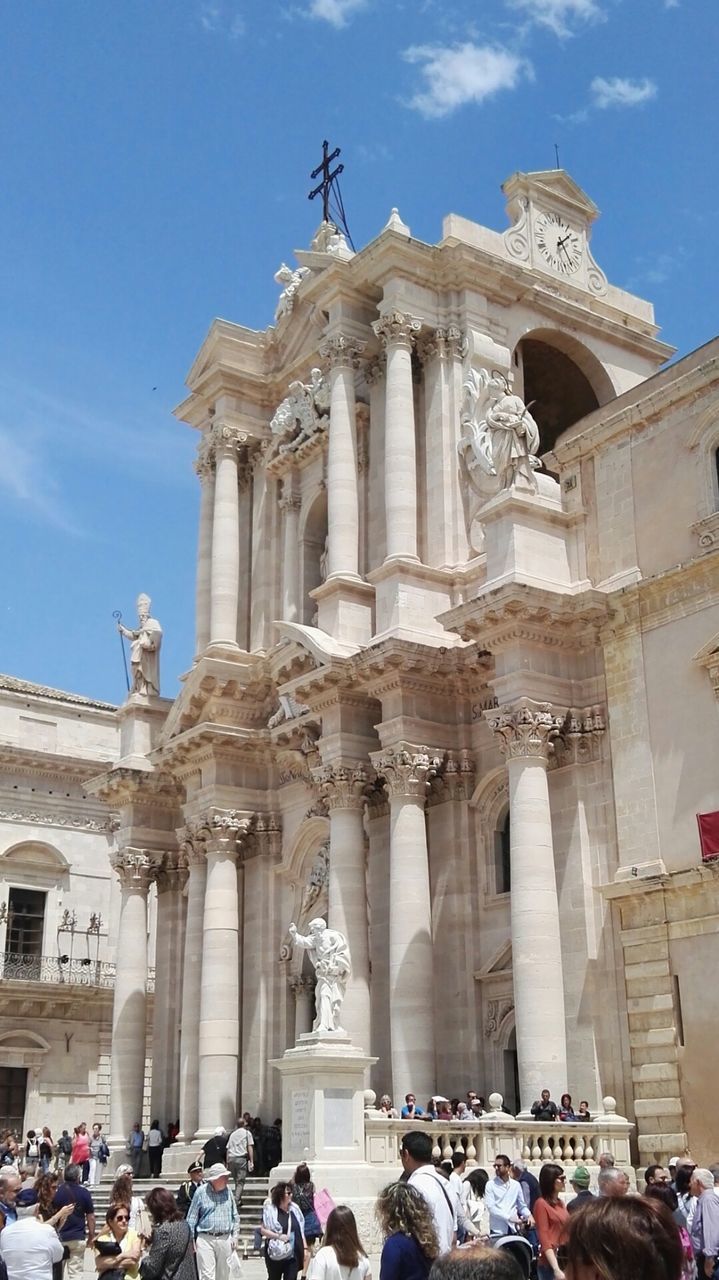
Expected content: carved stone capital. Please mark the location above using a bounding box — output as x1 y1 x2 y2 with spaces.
417 328 449 365
252 813 282 858
485 699 564 762
194 435 216 482
312 763 369 811
279 486 302 513
370 743 443 801
550 705 606 770
209 421 248 460
364 355 385 387
319 333 366 369
372 311 421 353
111 848 152 891
289 974 314 999
154 852 188 895
430 749 476 803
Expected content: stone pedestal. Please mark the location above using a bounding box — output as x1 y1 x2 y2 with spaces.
117 695 172 770
270 1034 391 1235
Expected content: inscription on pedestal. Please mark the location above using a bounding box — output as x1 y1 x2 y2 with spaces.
290 1088 311 1151
324 1088 353 1147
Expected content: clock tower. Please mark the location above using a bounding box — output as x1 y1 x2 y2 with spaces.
502 168 608 296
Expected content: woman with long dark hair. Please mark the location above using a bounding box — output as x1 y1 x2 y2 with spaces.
309 1206 371 1280
564 1195 684 1280
376 1182 439 1280
534 1162 569 1280
289 1163 322 1247
139 1187 196 1280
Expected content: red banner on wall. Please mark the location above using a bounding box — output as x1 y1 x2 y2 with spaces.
697 811 719 861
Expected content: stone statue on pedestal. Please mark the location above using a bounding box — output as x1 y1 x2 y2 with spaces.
117 594 162 697
289 918 352 1035
460 368 542 492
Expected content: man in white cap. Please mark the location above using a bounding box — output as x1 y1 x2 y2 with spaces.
202 1126 229 1169
690 1168 719 1278
186 1163 239 1280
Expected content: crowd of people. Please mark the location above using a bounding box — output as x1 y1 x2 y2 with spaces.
1 1111 718 1280
377 1092 594 1123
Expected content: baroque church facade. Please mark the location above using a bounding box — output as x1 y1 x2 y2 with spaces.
2 170 719 1168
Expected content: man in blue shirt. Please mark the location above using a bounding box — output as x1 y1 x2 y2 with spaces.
400 1093 425 1119
186 1163 239 1280
484 1154 533 1237
128 1122 145 1176
52 1162 95 1279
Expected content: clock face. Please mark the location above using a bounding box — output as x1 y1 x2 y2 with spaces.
534 211 582 274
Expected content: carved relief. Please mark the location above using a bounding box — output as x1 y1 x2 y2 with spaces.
370 744 443 800
269 369 330 461
486 700 564 762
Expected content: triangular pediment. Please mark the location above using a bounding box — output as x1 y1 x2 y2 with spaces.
693 632 719 668
503 168 599 226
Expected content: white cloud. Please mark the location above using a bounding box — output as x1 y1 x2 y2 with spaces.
590 75 657 108
198 2 245 37
0 426 83 535
403 42 532 119
307 0 367 26
507 0 603 37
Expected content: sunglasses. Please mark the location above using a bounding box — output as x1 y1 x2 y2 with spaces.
114 1215 129 1222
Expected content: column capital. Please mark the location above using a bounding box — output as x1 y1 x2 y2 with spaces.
154 852 188 895
319 333 366 369
279 485 302 513
364 355 385 387
312 763 370 811
485 698 565 762
372 310 422 352
111 848 152 891
194 435 216 482
370 742 443 800
417 325 467 365
209 420 249 459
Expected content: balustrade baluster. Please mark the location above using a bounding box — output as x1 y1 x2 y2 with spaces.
574 1135 584 1159
584 1138 595 1163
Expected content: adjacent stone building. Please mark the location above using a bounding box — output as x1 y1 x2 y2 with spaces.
2 170 718 1166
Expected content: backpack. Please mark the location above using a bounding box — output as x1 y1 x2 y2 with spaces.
58 1135 72 1156
27 1139 39 1159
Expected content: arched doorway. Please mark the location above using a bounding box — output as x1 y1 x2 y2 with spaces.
513 330 615 457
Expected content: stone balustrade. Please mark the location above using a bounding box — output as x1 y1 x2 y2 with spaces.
364 1095 634 1179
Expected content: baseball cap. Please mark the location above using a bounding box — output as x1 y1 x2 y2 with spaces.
571 1165 591 1189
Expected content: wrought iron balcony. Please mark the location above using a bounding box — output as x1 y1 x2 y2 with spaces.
0 952 155 992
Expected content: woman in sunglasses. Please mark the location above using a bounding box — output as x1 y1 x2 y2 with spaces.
534 1163 570 1280
94 1203 142 1279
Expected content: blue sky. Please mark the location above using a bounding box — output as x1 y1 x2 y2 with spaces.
1 0 715 705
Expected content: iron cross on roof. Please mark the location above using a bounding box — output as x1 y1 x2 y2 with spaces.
308 139 344 223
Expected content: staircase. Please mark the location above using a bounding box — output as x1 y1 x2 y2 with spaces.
89 1175 268 1258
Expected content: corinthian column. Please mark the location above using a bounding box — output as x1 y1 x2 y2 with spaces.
372 312 421 562
151 854 187 1129
209 424 244 648
486 699 567 1110
312 763 370 1049
280 484 302 622
194 436 216 655
108 850 151 1145
370 743 439 1101
320 334 365 579
177 836 207 1143
197 812 250 1136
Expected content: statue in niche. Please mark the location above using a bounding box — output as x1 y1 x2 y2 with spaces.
459 368 541 492
300 843 329 917
289 916 351 1034
270 368 330 457
274 263 310 322
117 594 162 696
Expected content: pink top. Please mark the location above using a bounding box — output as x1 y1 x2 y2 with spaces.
71 1132 90 1164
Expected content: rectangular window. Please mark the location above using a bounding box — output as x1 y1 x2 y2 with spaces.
0 1067 28 1133
6 888 46 959
494 816 511 894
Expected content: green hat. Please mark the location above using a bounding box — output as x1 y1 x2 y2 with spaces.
571 1165 591 1189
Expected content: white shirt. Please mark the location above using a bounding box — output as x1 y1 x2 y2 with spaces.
309 1244 371 1280
484 1176 529 1235
147 1129 164 1148
0 1216 64 1280
408 1166 458 1254
226 1127 254 1160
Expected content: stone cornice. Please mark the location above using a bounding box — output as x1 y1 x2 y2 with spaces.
350 638 488 702
601 555 719 638
440 582 609 653
0 744 117 782
85 766 183 811
0 797 118 834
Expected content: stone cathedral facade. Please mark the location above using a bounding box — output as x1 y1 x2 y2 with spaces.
1 170 719 1167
